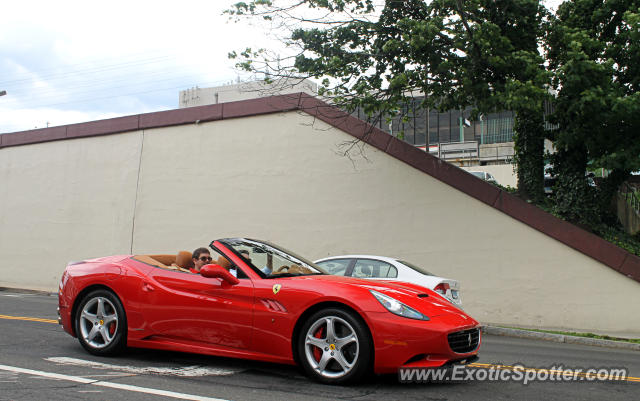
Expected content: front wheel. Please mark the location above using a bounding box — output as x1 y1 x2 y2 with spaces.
298 308 372 384
75 289 127 356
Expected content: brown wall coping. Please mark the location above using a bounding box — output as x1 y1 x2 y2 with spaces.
1 92 638 283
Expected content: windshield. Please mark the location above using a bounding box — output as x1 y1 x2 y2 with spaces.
396 260 435 276
218 238 327 278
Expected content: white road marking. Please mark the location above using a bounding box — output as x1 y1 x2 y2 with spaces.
34 375 64 381
45 357 240 376
0 364 229 401
0 294 45 297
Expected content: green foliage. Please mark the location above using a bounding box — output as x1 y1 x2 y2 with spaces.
594 224 640 257
228 1 546 107
546 0 640 229
513 108 545 202
494 183 518 193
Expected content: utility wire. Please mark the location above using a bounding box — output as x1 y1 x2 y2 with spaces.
18 78 232 109
0 55 175 88
11 69 212 101
0 52 175 85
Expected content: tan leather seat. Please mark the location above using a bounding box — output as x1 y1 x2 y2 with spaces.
147 254 176 266
176 251 194 269
216 256 231 270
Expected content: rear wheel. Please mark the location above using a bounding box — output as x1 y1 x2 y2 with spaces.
75 289 127 355
298 308 372 384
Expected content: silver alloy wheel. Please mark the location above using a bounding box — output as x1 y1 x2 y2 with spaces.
304 315 360 379
79 296 119 349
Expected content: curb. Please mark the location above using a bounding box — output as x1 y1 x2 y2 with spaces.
483 326 640 351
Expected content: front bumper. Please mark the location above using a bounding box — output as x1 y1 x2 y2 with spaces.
366 312 481 374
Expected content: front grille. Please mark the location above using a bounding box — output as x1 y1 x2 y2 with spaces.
447 328 480 353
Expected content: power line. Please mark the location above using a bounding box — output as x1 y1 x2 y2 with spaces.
8 78 231 110
0 55 176 88
10 68 211 101
0 49 176 82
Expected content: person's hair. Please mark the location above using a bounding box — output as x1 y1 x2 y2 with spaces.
239 250 250 257
192 247 210 260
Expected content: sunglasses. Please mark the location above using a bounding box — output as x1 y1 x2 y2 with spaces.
198 256 213 262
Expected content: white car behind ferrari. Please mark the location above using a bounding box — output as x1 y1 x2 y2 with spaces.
314 255 462 307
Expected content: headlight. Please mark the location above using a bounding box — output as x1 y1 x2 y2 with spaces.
370 290 429 320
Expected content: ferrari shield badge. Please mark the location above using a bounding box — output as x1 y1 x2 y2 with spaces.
272 284 282 295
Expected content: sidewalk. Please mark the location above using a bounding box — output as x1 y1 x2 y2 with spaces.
483 325 640 351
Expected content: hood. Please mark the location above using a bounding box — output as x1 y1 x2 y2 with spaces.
293 274 468 319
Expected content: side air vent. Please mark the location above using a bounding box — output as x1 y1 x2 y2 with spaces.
260 299 288 313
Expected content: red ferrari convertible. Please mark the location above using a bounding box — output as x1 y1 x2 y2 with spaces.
58 238 480 384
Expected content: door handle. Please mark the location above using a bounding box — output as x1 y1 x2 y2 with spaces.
142 281 155 292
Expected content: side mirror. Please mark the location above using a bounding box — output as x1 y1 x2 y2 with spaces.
200 264 239 286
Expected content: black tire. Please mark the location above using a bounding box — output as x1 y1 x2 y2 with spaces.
297 308 372 384
75 289 127 356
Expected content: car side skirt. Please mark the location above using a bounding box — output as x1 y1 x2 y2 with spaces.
127 337 295 366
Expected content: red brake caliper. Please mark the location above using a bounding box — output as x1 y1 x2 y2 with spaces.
313 326 324 362
108 322 116 335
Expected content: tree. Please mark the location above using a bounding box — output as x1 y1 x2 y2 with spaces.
228 0 550 200
546 0 640 227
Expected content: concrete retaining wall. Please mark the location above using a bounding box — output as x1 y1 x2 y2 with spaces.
1 110 639 337
0 133 141 290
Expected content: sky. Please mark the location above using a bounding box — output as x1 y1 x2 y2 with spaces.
0 0 284 133
0 0 564 134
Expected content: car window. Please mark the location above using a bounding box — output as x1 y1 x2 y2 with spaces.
201 249 249 279
220 238 326 278
316 259 351 276
353 259 397 278
397 260 434 276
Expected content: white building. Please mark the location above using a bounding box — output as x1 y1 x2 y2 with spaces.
179 78 318 108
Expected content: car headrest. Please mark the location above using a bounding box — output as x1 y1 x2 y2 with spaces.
216 256 232 270
176 251 194 269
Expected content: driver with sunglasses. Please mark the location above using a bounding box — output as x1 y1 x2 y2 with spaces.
190 247 213 273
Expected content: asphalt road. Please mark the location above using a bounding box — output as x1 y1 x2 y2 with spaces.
0 290 638 401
